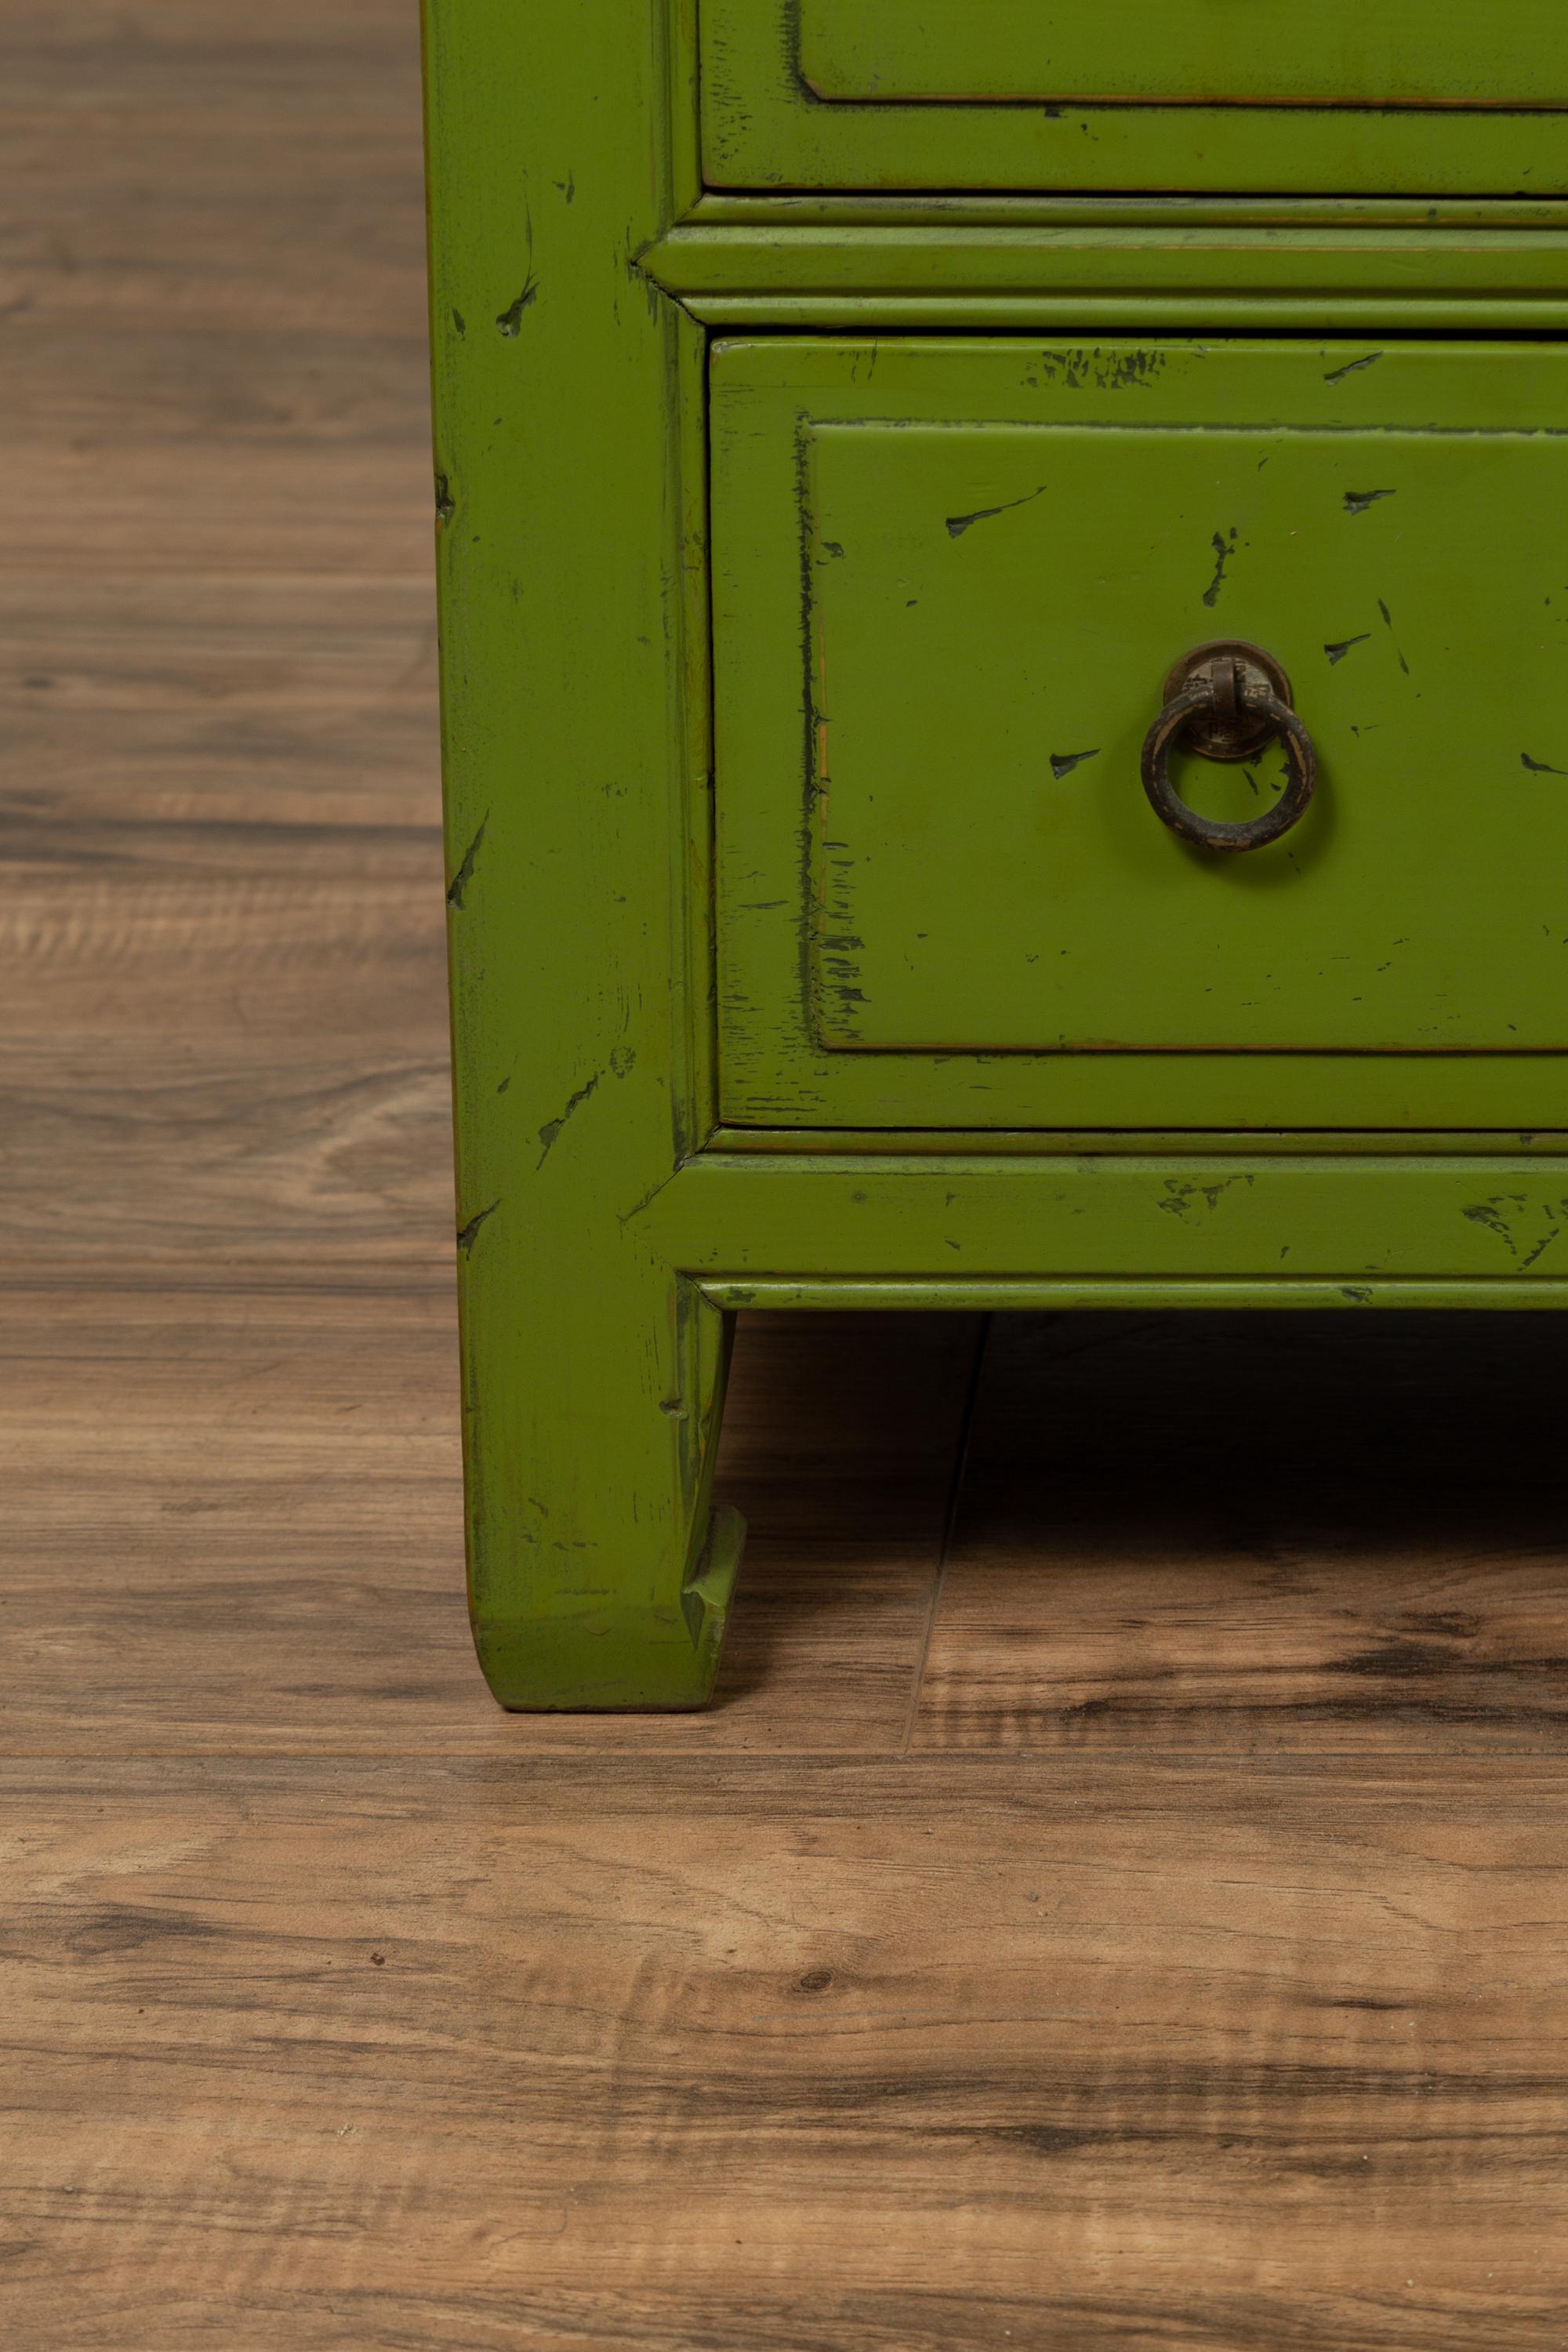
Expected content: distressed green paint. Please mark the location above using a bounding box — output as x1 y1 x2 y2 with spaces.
697 1279 1568 1314
811 407 1566 1048
426 2 1568 1709
641 223 1568 334
797 0 1568 110
701 0 1568 194
691 197 1568 230
713 1061 1568 1142
647 1156 1568 1284
712 335 1568 1133
679 298 1568 336
708 1129 1568 1160
423 0 736 1708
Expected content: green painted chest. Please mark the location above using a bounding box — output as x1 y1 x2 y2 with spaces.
423 1 1568 1708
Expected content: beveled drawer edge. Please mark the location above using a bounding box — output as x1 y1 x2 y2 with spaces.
681 193 1568 231
696 1276 1568 1312
704 1129 1568 1160
639 221 1568 331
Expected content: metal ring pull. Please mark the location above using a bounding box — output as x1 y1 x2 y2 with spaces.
1141 641 1317 854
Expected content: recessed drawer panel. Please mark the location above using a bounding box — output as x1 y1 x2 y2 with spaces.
711 339 1568 1130
700 0 1568 194
800 0 1563 111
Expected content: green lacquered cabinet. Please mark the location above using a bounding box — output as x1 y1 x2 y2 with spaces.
423 0 1568 1709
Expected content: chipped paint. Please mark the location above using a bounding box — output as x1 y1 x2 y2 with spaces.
1201 527 1238 609
446 813 487 908
946 484 1047 539
1323 352 1384 387
1050 748 1101 781
456 1201 499 1256
535 1072 603 1167
495 278 539 335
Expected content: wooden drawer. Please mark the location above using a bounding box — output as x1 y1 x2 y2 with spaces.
713 336 1568 1131
700 0 1568 194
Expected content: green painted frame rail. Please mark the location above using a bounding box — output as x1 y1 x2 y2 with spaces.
640 221 1568 331
423 0 1568 1710
698 0 1568 197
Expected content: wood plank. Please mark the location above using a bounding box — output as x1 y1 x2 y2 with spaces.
0 576 443 1025
0 572 448 1273
0 1292 978 1756
0 576 437 804
7 445 434 576
916 1310 1568 1755
0 13 435 573
0 0 446 1281
0 2 436 109
0 1049 452 1276
6 1751 1568 2349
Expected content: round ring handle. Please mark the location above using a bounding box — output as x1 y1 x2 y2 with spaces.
1141 642 1317 854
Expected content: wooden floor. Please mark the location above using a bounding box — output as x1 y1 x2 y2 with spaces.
5 9 1568 2347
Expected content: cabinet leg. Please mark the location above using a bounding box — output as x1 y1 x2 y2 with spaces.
464 1262 744 1711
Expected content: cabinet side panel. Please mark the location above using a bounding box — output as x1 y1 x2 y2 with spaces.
423 1 728 1703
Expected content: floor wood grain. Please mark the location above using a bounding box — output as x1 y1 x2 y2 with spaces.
8 1757 1568 2350
914 1311 1568 1758
0 1291 979 1757
5 2 1568 2347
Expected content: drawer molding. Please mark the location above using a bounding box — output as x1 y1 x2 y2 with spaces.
641 223 1568 332
648 1152 1568 1287
687 195 1568 231
702 0 1568 197
708 1129 1568 1160
698 1278 1568 1313
792 0 1568 114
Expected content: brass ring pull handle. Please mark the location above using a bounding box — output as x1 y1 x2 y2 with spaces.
1141 641 1316 854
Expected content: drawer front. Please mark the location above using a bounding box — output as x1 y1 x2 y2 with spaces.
712 339 1568 1131
799 1 1563 111
701 1 1568 194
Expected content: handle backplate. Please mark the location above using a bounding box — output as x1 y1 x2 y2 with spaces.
1142 640 1316 855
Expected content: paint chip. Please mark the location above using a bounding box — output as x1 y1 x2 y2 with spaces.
945 485 1047 539
1202 528 1238 610
1050 748 1100 781
495 280 538 336
1324 352 1384 387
